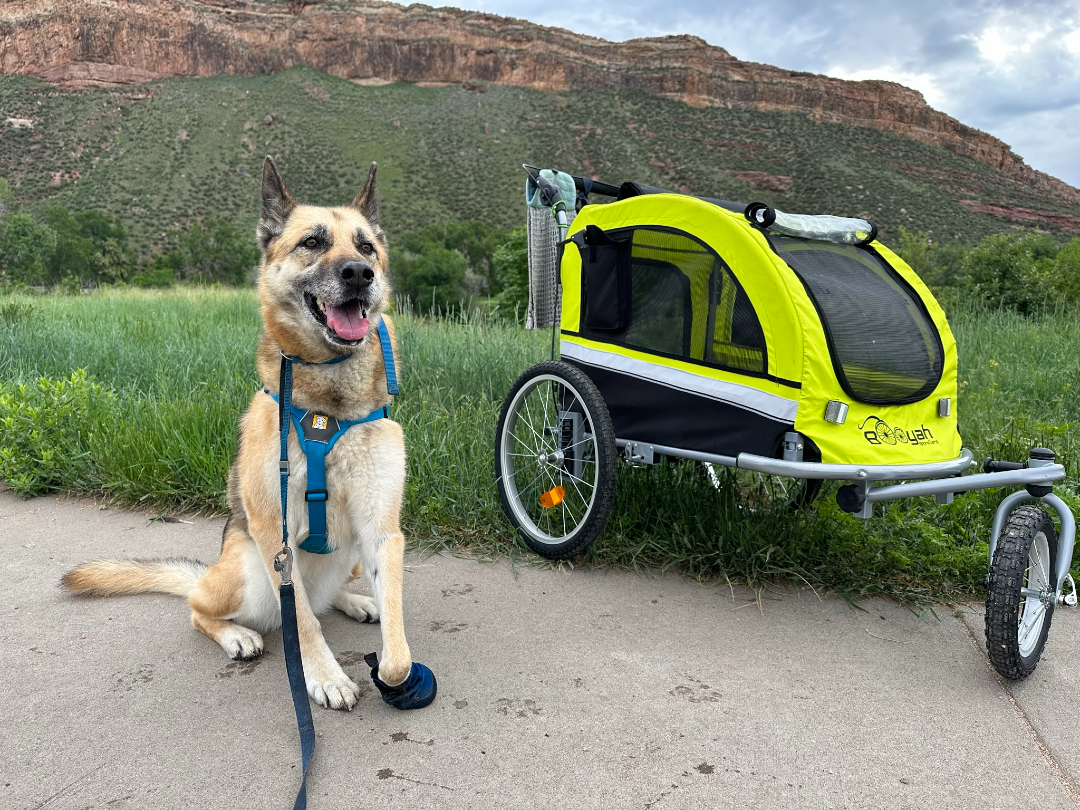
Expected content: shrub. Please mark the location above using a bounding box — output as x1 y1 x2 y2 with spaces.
493 226 528 319
0 369 110 496
133 249 184 288
1051 239 1080 310
960 230 1058 314
395 243 470 315
0 213 56 286
177 218 261 285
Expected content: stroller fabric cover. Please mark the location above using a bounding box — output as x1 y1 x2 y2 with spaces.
557 193 961 466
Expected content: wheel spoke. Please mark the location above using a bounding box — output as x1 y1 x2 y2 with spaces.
1018 603 1047 645
511 427 539 457
1032 540 1050 588
521 395 551 451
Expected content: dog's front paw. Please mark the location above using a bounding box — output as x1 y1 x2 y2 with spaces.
336 592 379 623
306 661 362 711
219 625 264 661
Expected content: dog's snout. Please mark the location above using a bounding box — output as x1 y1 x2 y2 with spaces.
339 261 374 285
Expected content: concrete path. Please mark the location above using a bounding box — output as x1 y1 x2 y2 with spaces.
2 490 1079 810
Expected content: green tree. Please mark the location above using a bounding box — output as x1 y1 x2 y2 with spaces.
894 227 967 291
960 230 1058 314
132 249 184 288
493 226 528 320
178 218 260 285
394 242 470 315
399 221 509 295
42 206 135 287
44 205 96 287
1050 238 1080 310
0 213 56 285
0 177 14 219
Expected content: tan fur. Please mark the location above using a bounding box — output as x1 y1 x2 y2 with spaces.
62 157 416 710
62 558 205 598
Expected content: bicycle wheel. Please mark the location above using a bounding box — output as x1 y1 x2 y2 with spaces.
495 361 617 559
985 504 1058 679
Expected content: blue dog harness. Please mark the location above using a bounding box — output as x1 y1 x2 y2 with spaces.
265 318 398 554
268 316 436 810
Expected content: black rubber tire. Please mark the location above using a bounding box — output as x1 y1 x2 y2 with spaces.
985 505 1058 679
495 361 617 560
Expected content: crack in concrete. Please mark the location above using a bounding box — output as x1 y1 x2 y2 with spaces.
956 610 1080 809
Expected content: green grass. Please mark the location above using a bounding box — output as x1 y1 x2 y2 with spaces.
1 288 1077 599
2 67 1076 258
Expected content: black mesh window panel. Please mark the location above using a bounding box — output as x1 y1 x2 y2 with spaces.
770 236 943 404
580 228 767 376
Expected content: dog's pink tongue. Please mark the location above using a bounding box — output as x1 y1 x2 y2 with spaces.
325 300 369 341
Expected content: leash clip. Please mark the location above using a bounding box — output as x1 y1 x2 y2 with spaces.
274 546 294 585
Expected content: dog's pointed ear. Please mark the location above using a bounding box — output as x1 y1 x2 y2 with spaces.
351 162 379 226
258 156 296 251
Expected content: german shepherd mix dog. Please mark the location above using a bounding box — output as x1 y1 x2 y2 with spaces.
63 157 412 710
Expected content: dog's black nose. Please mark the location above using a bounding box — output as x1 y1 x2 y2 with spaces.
339 261 375 285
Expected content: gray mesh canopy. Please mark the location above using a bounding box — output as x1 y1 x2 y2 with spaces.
526 206 573 329
769 235 944 404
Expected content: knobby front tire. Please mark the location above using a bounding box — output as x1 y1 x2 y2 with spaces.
985 505 1058 679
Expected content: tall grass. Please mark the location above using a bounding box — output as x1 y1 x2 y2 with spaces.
0 289 1077 597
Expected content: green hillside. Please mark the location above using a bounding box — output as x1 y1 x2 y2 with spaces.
0 67 1074 253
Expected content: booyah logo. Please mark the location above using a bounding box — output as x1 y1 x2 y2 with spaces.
859 416 938 446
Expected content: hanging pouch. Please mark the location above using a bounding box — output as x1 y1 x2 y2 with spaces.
576 224 631 331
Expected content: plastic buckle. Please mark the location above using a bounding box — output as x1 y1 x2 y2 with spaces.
279 460 290 475
305 489 328 502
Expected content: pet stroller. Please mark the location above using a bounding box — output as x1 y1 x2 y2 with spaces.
494 166 1076 680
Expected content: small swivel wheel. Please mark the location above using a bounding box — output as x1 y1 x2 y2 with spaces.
985 505 1058 679
495 361 617 559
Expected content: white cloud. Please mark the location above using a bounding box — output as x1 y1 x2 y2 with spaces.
1064 27 1080 54
455 0 1080 187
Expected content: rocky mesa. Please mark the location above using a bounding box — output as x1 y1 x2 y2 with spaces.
1 0 1076 205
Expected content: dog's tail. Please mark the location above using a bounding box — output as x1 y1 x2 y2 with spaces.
61 557 206 598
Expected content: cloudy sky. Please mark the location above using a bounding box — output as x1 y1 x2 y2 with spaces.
456 0 1080 191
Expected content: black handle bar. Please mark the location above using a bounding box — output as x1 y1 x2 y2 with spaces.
523 165 621 200
984 457 1026 474
574 176 621 198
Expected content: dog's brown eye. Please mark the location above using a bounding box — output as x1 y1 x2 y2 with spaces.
360 242 374 255
303 238 318 249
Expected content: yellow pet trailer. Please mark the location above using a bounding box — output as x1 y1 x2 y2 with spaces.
494 167 1076 681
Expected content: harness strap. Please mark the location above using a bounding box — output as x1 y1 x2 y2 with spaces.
263 397 390 554
273 317 398 810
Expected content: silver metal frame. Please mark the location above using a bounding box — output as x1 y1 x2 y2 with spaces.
613 436 1075 600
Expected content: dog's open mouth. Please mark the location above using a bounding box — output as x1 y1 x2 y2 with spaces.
305 293 370 343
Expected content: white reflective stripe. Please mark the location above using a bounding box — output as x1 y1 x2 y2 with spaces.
561 341 799 423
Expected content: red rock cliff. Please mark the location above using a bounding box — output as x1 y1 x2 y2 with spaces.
1 0 1075 204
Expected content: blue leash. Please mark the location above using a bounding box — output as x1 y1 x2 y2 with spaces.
270 319 435 810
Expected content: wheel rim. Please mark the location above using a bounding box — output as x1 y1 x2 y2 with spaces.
499 374 600 545
1018 530 1052 657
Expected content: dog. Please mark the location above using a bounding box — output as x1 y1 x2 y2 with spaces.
62 156 413 711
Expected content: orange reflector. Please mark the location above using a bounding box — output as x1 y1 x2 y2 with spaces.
539 485 566 509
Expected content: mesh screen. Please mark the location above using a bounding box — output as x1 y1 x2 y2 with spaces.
771 236 943 403
526 205 574 329
581 228 766 374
